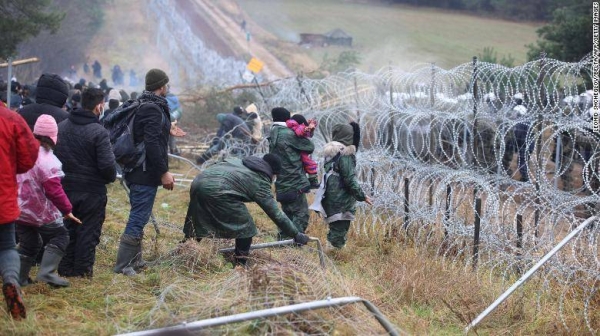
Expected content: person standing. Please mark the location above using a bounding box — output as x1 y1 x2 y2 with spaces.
0 104 39 319
17 115 82 287
113 69 174 276
320 122 372 249
18 74 69 130
268 107 315 238
54 88 117 278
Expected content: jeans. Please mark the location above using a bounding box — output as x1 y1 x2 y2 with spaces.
124 183 158 238
17 222 69 258
0 223 19 284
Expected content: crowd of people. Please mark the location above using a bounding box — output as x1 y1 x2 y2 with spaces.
0 67 372 321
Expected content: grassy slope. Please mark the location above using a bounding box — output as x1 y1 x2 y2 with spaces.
238 0 541 71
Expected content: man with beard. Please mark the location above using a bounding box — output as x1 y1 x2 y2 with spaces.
113 69 175 276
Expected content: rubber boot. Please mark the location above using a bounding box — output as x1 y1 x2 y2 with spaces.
18 255 35 287
36 245 70 287
113 234 140 276
132 235 147 272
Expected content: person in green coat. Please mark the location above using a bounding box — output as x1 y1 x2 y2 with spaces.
182 154 309 265
268 107 315 239
321 122 373 249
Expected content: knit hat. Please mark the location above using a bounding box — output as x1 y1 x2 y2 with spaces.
34 114 58 145
233 106 246 116
145 68 169 91
271 107 290 122
216 113 227 124
263 153 282 175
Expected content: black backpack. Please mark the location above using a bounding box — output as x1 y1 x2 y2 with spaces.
102 99 149 172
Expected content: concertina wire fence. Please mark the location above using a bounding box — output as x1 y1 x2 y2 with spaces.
148 1 598 331
201 56 598 333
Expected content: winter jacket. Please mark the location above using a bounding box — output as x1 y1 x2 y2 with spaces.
268 122 315 195
166 93 182 121
0 106 39 224
321 141 366 223
17 147 72 227
286 119 318 175
124 91 171 187
216 113 252 141
55 108 117 194
18 74 69 130
184 157 299 239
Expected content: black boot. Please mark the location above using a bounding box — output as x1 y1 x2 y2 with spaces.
18 255 35 287
36 245 69 287
113 234 140 276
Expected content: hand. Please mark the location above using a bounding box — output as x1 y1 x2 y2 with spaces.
294 232 310 246
161 172 175 190
65 213 82 225
365 196 374 206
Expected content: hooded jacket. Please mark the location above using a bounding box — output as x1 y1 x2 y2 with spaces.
0 105 39 224
268 123 315 194
55 108 117 194
18 74 69 130
321 124 366 223
183 157 299 239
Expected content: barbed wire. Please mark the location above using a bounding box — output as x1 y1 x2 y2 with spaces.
190 55 598 332
142 2 597 329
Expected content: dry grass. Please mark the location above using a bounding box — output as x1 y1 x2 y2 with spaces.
0 162 596 334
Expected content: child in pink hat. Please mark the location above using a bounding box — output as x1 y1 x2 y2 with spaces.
16 115 81 288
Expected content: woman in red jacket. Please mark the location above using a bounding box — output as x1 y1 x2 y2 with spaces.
0 104 39 320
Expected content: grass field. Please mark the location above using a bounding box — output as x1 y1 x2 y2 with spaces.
238 0 542 71
0 157 595 335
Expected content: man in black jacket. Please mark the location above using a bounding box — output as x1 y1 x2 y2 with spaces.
54 88 117 278
113 68 175 276
18 74 69 130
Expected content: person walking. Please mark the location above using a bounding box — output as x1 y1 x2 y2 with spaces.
0 104 39 320
54 88 117 278
268 107 315 239
16 115 82 287
319 122 372 249
113 69 175 276
182 154 309 265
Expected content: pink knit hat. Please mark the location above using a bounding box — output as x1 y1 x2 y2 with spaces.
34 114 58 145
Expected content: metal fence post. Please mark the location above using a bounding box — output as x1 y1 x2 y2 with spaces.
6 58 12 109
472 198 482 269
403 178 409 230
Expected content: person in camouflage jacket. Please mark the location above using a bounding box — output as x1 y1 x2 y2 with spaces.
320 122 373 249
182 154 309 265
268 107 315 239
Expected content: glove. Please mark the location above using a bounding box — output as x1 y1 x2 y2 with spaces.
294 232 310 246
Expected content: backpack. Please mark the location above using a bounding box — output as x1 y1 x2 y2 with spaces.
308 152 342 217
102 99 150 172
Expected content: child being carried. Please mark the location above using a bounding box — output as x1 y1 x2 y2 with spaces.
286 114 320 188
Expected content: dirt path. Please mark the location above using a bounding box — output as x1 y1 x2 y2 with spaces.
173 0 236 58
193 0 294 79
